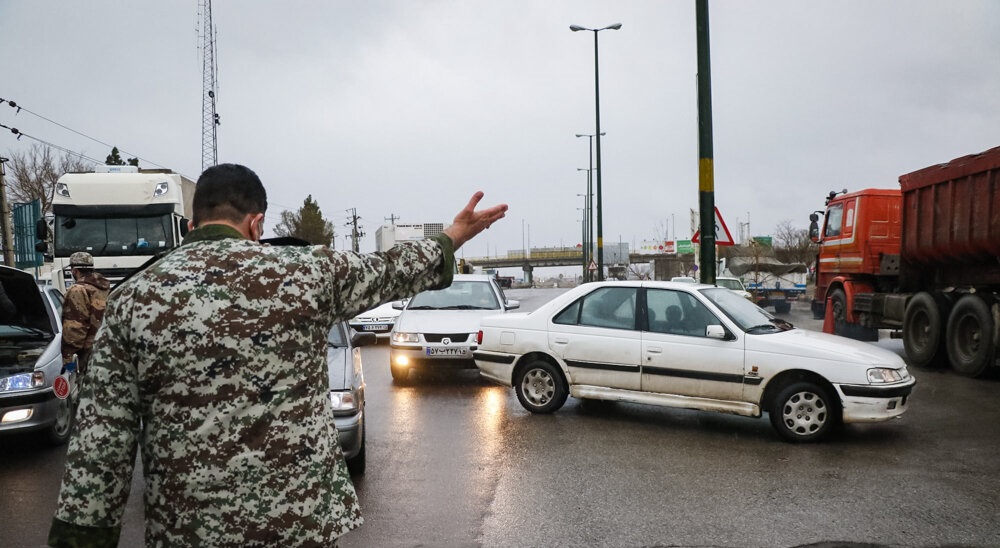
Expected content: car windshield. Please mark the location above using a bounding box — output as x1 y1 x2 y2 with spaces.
407 281 500 310
327 324 348 347
699 287 793 334
716 278 743 291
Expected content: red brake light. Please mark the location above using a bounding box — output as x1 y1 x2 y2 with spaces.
477 330 484 345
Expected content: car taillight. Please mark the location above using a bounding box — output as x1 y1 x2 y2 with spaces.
477 330 484 344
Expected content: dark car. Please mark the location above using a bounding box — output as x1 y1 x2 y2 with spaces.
327 321 375 475
0 267 72 445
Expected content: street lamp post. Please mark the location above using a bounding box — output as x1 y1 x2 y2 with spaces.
575 132 604 282
571 23 621 281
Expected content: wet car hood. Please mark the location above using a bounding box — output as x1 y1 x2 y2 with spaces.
746 328 905 367
395 309 503 334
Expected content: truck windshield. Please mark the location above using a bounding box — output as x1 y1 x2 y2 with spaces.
54 214 174 257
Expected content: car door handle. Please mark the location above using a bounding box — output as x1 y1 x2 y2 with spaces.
647 346 662 354
553 337 569 344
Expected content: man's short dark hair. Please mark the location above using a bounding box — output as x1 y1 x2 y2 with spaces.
192 164 268 226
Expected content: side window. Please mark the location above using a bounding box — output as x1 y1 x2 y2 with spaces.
553 300 581 325
824 203 844 238
646 288 719 337
578 287 637 330
47 288 64 317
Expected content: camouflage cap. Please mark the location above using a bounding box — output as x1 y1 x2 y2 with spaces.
69 252 94 267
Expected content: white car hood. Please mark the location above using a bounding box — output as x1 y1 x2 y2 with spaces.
747 328 904 366
395 309 502 334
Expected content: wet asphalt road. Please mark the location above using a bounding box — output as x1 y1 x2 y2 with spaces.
2 287 999 548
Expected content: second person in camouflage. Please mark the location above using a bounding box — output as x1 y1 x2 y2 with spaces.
49 163 508 547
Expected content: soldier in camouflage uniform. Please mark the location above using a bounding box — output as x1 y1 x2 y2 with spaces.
60 251 110 375
48 163 507 548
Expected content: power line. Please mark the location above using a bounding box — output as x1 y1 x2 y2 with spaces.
0 97 174 170
0 121 106 165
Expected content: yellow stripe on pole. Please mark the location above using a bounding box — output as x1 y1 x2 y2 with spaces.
699 158 714 192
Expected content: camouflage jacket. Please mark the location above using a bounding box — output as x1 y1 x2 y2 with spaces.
49 224 455 547
60 271 111 363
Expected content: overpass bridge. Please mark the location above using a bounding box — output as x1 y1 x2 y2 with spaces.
463 247 690 281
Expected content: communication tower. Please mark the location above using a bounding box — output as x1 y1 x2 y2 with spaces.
199 0 219 171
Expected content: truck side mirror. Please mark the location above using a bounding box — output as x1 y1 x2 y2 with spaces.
808 213 820 243
35 219 48 240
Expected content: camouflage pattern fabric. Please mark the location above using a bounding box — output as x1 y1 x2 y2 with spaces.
61 271 111 371
49 224 454 547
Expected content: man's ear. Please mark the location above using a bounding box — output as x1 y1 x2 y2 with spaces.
187 219 195 232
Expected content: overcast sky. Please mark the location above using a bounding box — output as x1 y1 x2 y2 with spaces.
3 1 998 262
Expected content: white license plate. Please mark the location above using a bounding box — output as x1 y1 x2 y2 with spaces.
426 347 469 356
362 325 388 331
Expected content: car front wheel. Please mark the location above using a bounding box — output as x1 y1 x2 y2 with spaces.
769 381 838 443
346 421 366 476
514 360 568 414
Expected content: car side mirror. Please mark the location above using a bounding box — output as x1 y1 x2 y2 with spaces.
351 331 378 347
705 325 727 340
505 299 520 310
391 300 406 310
808 213 821 243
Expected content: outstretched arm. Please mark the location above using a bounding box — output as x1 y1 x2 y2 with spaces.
442 191 508 249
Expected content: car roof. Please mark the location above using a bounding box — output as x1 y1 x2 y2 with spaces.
452 274 494 282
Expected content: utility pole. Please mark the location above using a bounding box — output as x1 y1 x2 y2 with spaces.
0 157 14 267
696 0 716 284
346 208 364 253
385 213 400 226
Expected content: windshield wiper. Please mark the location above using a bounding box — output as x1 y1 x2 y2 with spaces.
5 325 49 337
406 305 438 310
745 323 780 334
440 305 493 310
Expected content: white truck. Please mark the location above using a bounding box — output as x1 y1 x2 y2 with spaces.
46 165 196 291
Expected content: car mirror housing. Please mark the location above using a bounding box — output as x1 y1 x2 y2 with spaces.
351 331 378 347
705 325 727 340
391 301 406 310
506 300 520 310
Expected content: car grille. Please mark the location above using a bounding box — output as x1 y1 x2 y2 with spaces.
424 333 471 343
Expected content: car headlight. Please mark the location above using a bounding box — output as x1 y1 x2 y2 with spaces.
391 332 419 343
0 372 45 393
330 391 359 413
867 368 904 384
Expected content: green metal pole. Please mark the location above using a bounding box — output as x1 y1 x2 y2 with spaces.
696 0 716 284
593 29 605 282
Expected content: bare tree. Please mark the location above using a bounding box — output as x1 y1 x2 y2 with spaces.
773 219 817 266
6 144 91 212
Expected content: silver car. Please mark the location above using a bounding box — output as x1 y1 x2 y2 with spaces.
327 321 374 475
389 274 519 382
0 267 72 445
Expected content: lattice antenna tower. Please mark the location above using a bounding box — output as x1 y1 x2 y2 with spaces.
199 0 219 171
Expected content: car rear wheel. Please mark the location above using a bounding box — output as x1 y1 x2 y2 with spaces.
514 360 568 414
769 381 838 443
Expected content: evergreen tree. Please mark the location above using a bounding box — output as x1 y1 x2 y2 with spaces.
274 195 336 246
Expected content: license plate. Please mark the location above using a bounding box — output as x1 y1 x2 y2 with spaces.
362 325 388 331
426 347 469 356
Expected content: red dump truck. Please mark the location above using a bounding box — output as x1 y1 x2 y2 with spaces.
809 145 1000 377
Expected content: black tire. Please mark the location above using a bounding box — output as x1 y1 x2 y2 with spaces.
830 288 878 341
903 292 947 369
946 295 996 378
346 421 366 476
774 302 791 314
514 360 568 414
768 381 839 443
390 364 409 383
46 395 74 446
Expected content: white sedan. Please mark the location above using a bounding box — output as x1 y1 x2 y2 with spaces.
474 281 915 443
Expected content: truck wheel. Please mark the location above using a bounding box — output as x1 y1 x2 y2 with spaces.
830 288 878 341
946 295 995 378
775 302 791 314
903 292 947 369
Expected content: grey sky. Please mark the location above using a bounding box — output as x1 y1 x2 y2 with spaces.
3 1 998 260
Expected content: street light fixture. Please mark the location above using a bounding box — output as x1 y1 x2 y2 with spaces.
570 23 621 281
